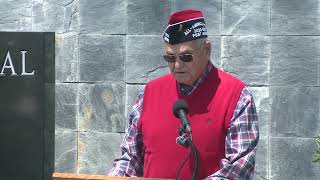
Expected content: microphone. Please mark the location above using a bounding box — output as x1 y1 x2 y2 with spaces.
173 99 192 134
173 100 199 180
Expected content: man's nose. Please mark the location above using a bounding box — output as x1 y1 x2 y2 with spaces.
174 57 184 69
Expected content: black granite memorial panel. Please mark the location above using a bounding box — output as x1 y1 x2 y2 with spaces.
0 32 55 180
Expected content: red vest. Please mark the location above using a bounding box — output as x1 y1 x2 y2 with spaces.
138 66 245 180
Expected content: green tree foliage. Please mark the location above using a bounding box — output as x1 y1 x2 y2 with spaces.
314 133 320 163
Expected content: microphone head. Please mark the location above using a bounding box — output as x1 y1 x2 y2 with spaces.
173 99 189 118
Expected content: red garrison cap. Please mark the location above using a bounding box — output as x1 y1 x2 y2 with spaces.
168 9 204 25
163 9 207 45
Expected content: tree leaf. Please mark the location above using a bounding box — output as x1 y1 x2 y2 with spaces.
313 132 320 164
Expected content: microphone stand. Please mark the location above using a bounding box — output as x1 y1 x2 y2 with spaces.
176 126 199 180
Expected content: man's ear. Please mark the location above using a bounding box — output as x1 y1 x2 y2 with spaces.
204 40 211 59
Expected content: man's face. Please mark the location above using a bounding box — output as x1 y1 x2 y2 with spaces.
164 39 211 86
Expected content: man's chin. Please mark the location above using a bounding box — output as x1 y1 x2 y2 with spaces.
175 78 192 86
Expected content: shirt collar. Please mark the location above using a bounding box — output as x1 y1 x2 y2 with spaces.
178 62 213 96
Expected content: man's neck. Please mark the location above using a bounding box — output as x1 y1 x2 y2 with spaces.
178 61 213 96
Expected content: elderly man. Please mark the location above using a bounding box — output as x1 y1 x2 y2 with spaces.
109 9 259 180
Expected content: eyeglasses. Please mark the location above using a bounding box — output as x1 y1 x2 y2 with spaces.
163 54 194 63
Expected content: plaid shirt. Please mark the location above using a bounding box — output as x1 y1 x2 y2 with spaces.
109 63 259 180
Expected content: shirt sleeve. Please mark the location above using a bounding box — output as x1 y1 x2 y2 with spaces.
108 91 145 177
204 86 259 180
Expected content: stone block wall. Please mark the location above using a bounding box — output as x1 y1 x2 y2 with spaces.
1 0 319 179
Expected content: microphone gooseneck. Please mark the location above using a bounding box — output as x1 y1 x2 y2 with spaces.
173 99 198 180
